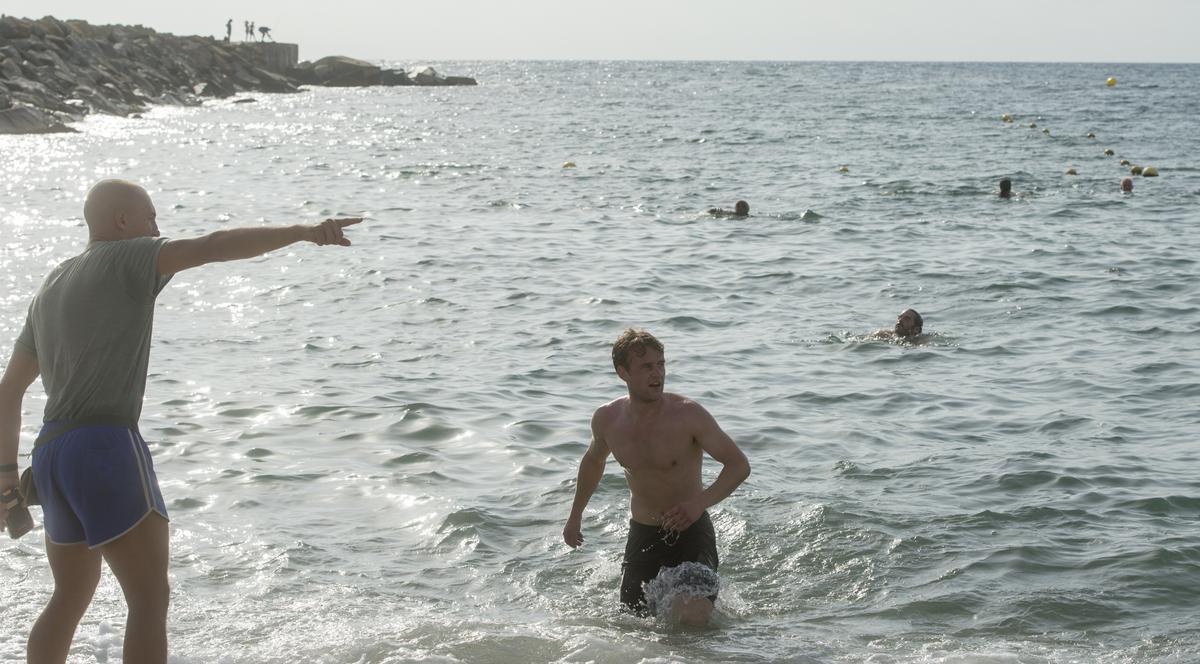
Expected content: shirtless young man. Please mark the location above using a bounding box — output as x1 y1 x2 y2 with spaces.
0 179 361 664
563 329 750 625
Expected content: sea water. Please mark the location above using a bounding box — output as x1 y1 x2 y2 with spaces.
1 61 1199 663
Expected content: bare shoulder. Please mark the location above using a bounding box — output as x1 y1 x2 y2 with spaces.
592 396 628 426
667 393 714 422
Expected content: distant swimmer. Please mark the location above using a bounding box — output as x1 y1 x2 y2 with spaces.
563 329 750 625
0 179 362 661
998 178 1013 199
1122 177 1134 193
708 200 750 218
871 308 925 341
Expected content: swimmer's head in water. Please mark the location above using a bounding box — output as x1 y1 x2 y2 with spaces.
1121 177 1134 192
612 328 664 372
895 309 923 338
734 200 749 216
84 179 159 241
999 178 1012 198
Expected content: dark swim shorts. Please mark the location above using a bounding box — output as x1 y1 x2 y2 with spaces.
32 423 169 548
621 511 719 612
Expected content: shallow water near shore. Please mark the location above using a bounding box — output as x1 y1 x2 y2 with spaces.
2 61 1199 663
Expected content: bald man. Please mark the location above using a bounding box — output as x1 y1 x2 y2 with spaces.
0 179 361 663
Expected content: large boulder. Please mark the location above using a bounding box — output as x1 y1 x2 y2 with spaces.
0 105 76 134
310 56 380 86
318 56 382 86
0 16 33 40
34 16 69 39
407 66 476 86
380 68 413 86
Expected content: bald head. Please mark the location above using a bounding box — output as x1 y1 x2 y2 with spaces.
84 179 158 241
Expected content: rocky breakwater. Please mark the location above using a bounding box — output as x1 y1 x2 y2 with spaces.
0 15 477 135
291 56 477 88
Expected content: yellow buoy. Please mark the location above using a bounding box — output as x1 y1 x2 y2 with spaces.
1142 166 1159 177
562 161 576 169
1130 165 1143 175
1104 148 1115 156
1001 114 1013 123
1119 159 1130 166
1028 122 1037 128
837 165 849 173
1106 77 1117 87
1066 168 1078 176
1042 128 1051 134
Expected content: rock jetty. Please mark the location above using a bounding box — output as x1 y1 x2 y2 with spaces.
0 15 477 135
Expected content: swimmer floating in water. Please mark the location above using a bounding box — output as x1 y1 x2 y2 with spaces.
707 200 750 218
1122 177 1134 193
563 329 750 626
998 178 1013 199
871 308 925 341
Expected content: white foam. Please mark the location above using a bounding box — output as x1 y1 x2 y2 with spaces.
642 561 721 620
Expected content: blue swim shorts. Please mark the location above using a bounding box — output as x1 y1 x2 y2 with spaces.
32 423 169 548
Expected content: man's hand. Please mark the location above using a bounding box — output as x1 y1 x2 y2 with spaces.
0 472 18 533
661 499 704 533
305 218 363 246
563 517 584 548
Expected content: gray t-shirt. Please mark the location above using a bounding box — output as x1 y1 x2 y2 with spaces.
15 237 173 425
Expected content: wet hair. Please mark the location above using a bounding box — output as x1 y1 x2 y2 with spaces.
999 178 1012 194
612 328 664 371
899 309 924 335
734 200 750 215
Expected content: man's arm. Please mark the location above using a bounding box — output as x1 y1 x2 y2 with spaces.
563 410 611 548
157 217 363 275
661 402 751 532
0 347 38 530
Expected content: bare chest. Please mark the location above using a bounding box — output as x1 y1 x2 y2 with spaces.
607 420 698 473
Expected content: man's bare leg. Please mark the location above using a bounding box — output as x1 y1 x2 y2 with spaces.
672 596 714 627
100 513 170 664
27 538 102 663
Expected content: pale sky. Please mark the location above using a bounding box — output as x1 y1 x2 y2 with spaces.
4 0 1199 63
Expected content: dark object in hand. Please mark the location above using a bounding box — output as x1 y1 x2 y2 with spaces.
2 487 33 539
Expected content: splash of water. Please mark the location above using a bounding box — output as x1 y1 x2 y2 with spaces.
642 561 721 620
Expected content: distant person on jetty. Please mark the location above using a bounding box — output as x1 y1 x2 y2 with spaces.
259 26 273 42
243 20 251 41
563 329 751 625
224 18 232 43
999 178 1012 199
708 200 750 218
0 179 362 663
1122 177 1134 193
249 21 256 41
870 308 925 341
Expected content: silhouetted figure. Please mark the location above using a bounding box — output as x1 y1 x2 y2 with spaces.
249 22 256 42
225 19 232 42
244 20 251 41
259 26 273 42
999 178 1012 199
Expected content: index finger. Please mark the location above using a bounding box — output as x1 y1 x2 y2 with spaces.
329 217 364 228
